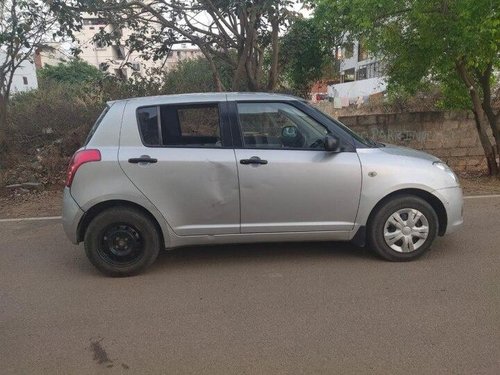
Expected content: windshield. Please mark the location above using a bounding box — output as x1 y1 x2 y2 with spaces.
304 103 378 147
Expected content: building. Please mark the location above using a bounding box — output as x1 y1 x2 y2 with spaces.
326 40 387 105
0 51 38 95
75 13 202 79
164 44 204 72
34 43 72 69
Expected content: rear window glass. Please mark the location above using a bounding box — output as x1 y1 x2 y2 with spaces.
137 106 161 146
137 104 222 147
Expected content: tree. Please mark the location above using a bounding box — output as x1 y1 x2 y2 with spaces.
38 59 105 85
313 0 500 175
0 0 80 153
280 14 346 96
162 57 232 94
72 0 300 92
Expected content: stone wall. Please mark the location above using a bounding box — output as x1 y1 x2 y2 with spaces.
315 104 491 174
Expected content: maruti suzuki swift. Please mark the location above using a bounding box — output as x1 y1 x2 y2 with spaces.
62 93 463 276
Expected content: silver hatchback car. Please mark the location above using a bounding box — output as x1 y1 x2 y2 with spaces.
63 93 463 276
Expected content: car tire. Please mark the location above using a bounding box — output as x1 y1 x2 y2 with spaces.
367 195 438 261
84 207 161 277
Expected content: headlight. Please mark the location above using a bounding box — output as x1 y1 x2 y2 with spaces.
433 161 459 184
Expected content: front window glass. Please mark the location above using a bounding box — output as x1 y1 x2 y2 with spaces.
304 103 372 146
237 103 329 149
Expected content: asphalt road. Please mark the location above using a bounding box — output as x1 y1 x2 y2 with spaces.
1 198 499 374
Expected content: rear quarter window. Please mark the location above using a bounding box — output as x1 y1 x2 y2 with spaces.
84 106 110 146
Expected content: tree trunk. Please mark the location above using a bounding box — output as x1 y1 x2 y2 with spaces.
471 111 498 175
456 61 499 175
476 66 500 177
198 47 225 92
0 93 8 174
267 15 280 91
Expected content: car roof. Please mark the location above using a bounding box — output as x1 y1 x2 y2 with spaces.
107 92 304 106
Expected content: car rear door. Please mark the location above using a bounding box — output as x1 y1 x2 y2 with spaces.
119 99 240 236
231 101 362 233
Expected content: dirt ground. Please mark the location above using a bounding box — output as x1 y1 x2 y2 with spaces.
1 177 500 219
0 189 63 219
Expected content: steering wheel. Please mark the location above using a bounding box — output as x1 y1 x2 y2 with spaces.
309 138 324 149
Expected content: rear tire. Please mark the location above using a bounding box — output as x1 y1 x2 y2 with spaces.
367 195 438 261
84 207 161 276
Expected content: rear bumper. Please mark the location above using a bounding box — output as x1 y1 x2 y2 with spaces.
433 186 464 235
62 187 84 244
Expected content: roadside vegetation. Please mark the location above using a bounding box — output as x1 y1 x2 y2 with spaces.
0 0 499 193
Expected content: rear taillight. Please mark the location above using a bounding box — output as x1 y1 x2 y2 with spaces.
65 149 101 187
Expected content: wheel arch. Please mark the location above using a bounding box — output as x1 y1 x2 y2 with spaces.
366 188 447 237
77 200 166 246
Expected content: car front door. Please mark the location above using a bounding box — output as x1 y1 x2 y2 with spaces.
232 101 362 233
119 101 240 236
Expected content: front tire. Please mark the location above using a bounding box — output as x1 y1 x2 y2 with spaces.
84 207 161 276
367 195 438 261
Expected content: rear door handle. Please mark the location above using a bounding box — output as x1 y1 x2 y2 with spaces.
240 156 268 165
128 156 158 164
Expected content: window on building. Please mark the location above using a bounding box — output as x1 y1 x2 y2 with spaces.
344 43 354 59
137 104 222 147
176 51 181 58
356 67 367 80
358 40 369 61
342 68 355 83
23 77 28 85
131 62 141 71
113 46 125 60
83 18 106 26
95 38 106 49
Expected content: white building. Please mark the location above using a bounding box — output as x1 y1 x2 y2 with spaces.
0 51 38 95
326 40 387 104
75 14 202 79
34 43 72 69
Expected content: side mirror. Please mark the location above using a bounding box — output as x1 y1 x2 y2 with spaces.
324 134 340 152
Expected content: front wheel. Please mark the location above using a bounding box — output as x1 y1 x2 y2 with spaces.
84 207 161 276
367 195 438 261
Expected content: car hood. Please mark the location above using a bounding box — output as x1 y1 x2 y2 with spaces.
379 144 441 162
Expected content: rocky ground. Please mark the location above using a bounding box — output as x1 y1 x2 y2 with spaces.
1 177 499 219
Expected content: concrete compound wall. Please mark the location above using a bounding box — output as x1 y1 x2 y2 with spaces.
315 104 491 174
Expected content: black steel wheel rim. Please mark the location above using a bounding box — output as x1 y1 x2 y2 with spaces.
98 223 144 266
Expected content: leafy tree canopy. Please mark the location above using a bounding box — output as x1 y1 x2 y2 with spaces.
312 0 500 174
280 18 330 96
38 59 105 85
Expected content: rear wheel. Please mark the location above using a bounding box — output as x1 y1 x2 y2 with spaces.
367 195 438 261
84 207 161 276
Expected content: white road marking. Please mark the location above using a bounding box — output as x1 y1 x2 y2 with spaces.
0 216 62 223
463 194 500 200
0 194 498 222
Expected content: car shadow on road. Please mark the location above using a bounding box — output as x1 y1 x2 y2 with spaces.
152 241 378 270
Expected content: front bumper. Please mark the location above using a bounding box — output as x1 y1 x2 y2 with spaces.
62 187 85 244
433 186 464 235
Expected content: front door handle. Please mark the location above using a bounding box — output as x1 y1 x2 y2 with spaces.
240 156 268 165
128 156 158 164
